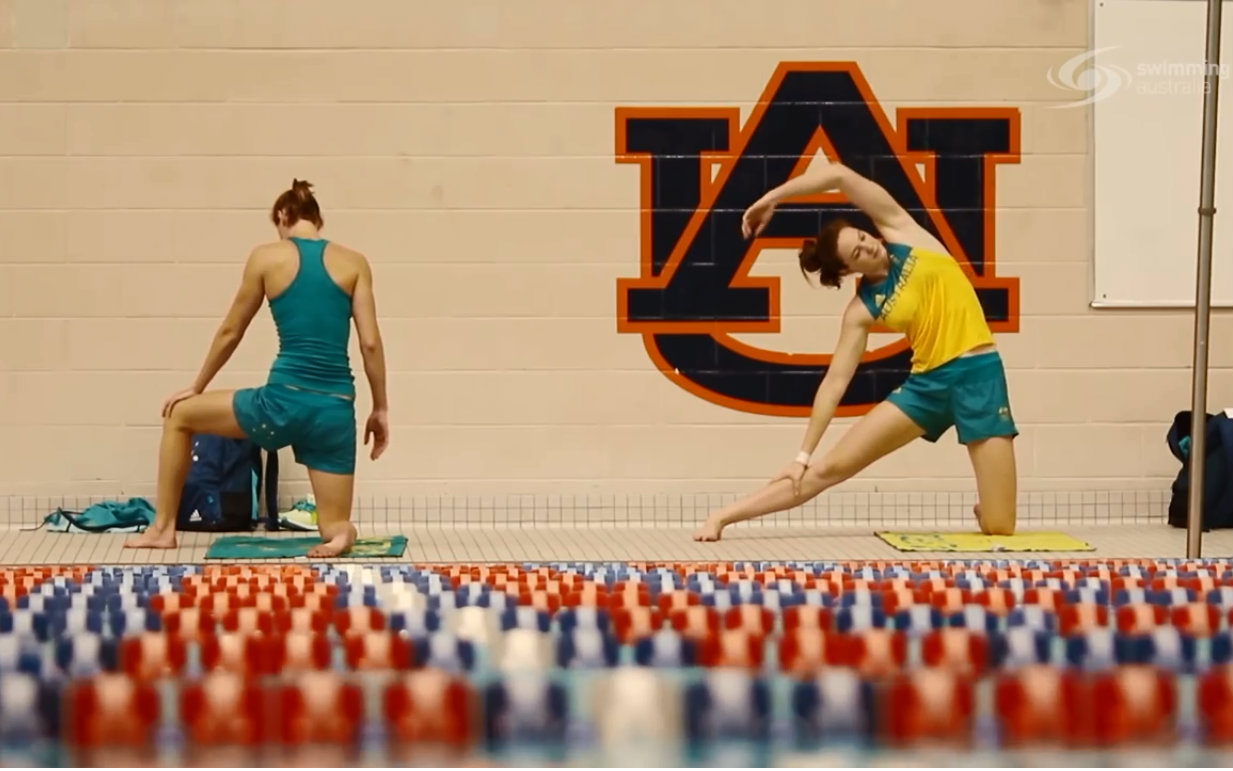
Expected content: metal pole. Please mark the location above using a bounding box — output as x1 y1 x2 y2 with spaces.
1187 0 1225 559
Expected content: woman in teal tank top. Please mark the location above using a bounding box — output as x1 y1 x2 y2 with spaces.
125 180 391 558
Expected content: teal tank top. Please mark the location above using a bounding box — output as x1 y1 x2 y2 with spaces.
266 237 355 397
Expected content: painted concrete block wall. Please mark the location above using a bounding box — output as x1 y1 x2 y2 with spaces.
1 0 1227 514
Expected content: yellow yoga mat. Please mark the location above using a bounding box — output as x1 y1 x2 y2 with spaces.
875 531 1095 553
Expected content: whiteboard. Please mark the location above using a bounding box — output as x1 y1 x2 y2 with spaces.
1091 0 1233 307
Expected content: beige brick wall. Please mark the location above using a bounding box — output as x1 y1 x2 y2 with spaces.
1 0 1228 512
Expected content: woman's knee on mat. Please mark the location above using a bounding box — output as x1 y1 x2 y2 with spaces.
307 467 355 523
969 435 1018 535
976 503 1016 535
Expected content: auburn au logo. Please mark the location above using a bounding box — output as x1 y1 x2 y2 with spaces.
614 61 1021 418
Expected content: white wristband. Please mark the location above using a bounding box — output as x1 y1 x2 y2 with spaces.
795 450 811 466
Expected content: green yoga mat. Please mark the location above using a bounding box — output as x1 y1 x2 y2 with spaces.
205 534 408 560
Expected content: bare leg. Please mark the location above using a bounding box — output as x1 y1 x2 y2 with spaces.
968 436 1017 535
126 391 248 549
305 468 357 558
694 401 926 541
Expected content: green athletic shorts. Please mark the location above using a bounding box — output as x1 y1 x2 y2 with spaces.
232 384 357 475
886 351 1018 445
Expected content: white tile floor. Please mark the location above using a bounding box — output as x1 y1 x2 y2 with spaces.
0 522 1225 565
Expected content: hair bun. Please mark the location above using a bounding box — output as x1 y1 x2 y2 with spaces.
271 180 324 230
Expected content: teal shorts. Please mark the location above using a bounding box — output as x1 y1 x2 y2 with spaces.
886 351 1018 445
232 384 357 475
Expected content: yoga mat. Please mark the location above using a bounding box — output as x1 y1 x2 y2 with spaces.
205 534 407 560
875 531 1094 553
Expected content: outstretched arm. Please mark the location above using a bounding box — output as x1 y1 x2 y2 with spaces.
190 250 265 393
691 297 876 541
745 163 923 243
794 296 874 462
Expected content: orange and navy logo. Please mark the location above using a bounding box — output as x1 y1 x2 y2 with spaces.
614 62 1021 418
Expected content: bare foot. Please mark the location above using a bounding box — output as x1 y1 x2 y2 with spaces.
124 528 178 549
692 517 726 542
973 504 984 531
307 525 356 558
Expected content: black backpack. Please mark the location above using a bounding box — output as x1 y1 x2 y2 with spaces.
1166 410 1233 531
176 434 280 532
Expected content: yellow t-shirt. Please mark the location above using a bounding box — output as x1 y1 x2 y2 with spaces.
857 242 994 373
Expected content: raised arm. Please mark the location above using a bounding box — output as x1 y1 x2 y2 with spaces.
744 163 922 243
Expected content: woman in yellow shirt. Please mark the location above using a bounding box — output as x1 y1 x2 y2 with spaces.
694 163 1018 542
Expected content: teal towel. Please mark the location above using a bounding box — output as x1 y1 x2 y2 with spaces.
206 534 408 560
43 497 155 534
